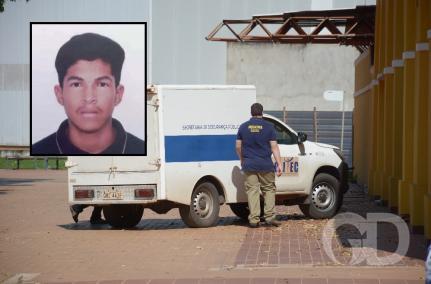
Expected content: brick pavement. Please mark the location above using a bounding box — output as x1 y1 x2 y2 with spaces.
233 185 426 268
0 170 426 283
37 279 425 283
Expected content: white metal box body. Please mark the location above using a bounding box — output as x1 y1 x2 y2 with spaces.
67 85 346 210
68 85 255 205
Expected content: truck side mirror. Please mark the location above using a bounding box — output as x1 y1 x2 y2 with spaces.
297 132 307 144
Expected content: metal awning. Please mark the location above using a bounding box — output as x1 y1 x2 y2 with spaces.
206 5 375 53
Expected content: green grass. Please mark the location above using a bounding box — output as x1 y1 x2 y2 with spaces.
0 157 66 170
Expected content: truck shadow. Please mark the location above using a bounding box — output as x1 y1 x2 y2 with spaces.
0 178 52 196
0 178 51 187
58 185 428 265
59 216 250 231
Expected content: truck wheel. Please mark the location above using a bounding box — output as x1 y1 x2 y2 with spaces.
179 182 220 228
229 202 265 222
299 173 341 219
103 204 144 229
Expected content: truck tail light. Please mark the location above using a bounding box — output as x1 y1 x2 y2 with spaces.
135 188 155 199
74 189 94 199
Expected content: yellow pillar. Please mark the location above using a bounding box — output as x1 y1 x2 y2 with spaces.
353 90 359 181
369 0 382 199
368 70 377 197
365 87 372 187
366 85 372 186
377 0 388 203
374 0 385 201
353 54 367 186
398 0 416 218
390 0 404 213
354 50 372 186
426 25 431 240
367 79 374 194
355 94 363 184
409 0 429 232
382 0 394 207
377 79 385 201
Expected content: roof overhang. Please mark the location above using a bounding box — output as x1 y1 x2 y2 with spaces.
206 5 375 53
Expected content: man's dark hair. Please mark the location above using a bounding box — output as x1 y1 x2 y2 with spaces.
55 33 125 87
251 103 263 116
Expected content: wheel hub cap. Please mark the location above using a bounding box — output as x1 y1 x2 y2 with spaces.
311 184 334 209
193 192 211 217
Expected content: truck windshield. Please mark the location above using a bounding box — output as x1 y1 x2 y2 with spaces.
263 118 297 145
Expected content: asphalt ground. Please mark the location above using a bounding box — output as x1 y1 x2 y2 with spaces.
0 170 427 283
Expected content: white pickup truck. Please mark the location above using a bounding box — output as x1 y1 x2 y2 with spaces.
66 85 348 228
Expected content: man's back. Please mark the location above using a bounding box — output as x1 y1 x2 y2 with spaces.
237 117 276 172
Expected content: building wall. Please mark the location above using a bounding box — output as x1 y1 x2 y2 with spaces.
226 43 359 111
0 0 375 149
151 0 313 85
353 0 430 239
0 63 30 149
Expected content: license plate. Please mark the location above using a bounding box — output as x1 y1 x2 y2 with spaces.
103 188 123 200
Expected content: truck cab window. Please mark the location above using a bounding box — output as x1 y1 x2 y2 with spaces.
263 118 297 145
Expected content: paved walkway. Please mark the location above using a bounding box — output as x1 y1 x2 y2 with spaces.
0 170 427 283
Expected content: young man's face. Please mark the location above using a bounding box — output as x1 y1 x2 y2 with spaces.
54 59 124 134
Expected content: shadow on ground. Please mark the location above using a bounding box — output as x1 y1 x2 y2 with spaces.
58 184 427 265
0 178 51 187
58 216 247 231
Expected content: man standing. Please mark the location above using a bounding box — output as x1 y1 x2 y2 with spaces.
236 103 283 228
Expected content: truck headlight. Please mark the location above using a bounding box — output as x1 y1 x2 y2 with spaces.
333 149 344 161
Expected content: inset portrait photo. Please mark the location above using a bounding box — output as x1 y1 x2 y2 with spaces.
31 23 147 156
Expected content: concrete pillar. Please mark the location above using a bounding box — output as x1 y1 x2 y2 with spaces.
376 0 387 202
390 0 404 214
398 0 416 218
426 24 431 240
409 0 430 233
354 50 372 186
383 0 394 207
369 0 383 199
368 67 377 198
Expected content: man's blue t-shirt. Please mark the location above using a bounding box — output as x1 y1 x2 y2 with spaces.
236 117 277 172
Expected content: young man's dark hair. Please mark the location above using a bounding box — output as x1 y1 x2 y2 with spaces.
251 102 263 116
55 33 125 87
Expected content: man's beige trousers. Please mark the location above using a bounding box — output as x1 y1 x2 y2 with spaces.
244 171 276 224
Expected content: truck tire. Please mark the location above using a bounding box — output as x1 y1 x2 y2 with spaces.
103 204 144 229
229 202 265 222
179 182 220 228
299 173 341 219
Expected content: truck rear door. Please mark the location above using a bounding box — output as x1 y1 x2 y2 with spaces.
67 88 162 203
